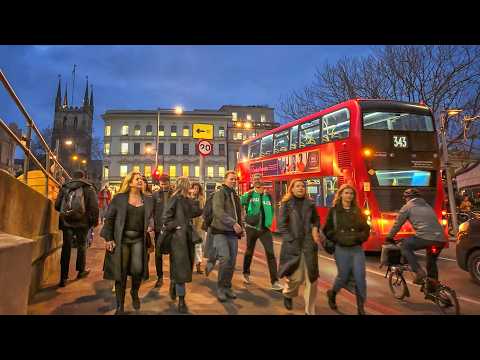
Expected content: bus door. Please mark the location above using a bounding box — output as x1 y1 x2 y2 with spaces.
274 180 288 225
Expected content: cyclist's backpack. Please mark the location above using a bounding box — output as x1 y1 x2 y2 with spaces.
60 186 86 222
202 192 215 231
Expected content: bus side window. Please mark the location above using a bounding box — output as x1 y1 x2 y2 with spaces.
323 176 338 207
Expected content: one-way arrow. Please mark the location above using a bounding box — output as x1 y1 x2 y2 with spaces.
196 128 206 133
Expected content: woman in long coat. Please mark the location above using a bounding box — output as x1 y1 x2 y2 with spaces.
190 182 206 274
278 179 321 315
162 177 202 313
101 171 154 315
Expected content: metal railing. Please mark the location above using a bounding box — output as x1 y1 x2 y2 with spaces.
0 68 71 196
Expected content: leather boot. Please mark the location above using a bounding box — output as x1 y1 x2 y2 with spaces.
131 277 141 311
327 289 337 310
114 281 125 315
356 295 366 315
169 281 177 300
178 296 188 314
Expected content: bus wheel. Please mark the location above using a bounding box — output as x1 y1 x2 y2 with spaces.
467 250 480 285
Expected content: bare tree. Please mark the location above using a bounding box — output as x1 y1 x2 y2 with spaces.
91 136 103 160
279 45 480 157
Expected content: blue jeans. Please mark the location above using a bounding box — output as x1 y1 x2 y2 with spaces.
332 245 367 300
400 237 445 280
213 233 238 289
176 283 186 297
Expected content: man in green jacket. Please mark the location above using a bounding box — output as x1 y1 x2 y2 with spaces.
241 179 283 291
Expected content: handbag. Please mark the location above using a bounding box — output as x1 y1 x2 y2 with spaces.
321 210 336 255
157 226 173 254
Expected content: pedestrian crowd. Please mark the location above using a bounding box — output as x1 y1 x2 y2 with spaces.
54 169 446 315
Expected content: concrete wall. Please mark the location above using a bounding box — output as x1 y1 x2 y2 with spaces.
0 170 63 311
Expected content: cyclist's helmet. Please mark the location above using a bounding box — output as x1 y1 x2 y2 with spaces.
403 188 422 199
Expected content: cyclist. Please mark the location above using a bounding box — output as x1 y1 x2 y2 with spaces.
385 188 447 284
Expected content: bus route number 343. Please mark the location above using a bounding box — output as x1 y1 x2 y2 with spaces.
197 139 213 156
393 135 408 149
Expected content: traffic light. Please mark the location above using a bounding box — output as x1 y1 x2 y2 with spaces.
152 169 160 185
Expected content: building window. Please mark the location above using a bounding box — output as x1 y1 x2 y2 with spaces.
158 125 165 137
120 165 128 177
144 165 152 178
219 143 225 156
233 132 243 140
183 126 190 137
133 165 140 173
169 165 176 178
170 143 176 155
103 165 109 179
134 143 140 155
219 126 225 137
158 143 164 155
105 125 111 136
63 116 67 128
183 143 189 155
261 114 266 123
121 142 129 155
104 143 110 155
122 125 129 136
146 125 153 136
207 166 214 178
182 165 189 177
246 114 252 121
218 167 225 178
144 143 152 154
195 166 200 177
157 165 164 174
134 125 141 136
171 126 177 137
232 112 237 122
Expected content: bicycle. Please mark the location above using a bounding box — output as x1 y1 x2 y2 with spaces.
382 242 460 315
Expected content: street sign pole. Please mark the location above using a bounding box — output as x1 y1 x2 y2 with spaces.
199 153 205 188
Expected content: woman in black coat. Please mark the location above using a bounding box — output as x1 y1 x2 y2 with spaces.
278 179 321 315
322 184 370 315
101 171 154 315
162 176 202 313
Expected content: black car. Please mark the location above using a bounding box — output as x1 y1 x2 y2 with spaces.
456 213 480 285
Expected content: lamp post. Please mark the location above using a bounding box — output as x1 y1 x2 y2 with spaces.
440 109 463 235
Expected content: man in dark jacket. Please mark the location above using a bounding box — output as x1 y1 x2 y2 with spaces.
152 174 172 288
386 188 447 284
211 171 243 302
55 170 99 287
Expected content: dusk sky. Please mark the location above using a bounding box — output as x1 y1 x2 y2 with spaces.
0 45 374 139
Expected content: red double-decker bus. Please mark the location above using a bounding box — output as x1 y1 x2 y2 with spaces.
236 99 447 251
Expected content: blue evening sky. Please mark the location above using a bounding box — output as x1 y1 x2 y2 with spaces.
0 45 374 138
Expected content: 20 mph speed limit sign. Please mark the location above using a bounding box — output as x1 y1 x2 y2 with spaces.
197 140 213 156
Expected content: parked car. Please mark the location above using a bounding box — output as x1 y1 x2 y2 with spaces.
456 213 480 285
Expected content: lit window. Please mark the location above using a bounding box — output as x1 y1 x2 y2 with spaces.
105 125 111 136
146 125 153 136
233 132 243 140
182 165 189 177
207 166 214 178
171 126 177 137
104 143 110 155
133 165 140 173
157 165 163 174
218 167 225 178
121 142 129 155
261 114 266 123
246 114 252 121
103 165 109 179
120 165 128 177
158 125 165 137
122 125 129 136
169 165 176 178
134 125 141 136
219 126 225 137
232 112 237 121
195 166 200 177
183 126 190 137
144 165 152 178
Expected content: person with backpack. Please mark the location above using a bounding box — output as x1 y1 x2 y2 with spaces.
241 179 283 291
323 184 370 315
55 169 99 287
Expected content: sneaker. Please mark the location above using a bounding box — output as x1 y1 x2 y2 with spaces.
271 281 284 291
243 273 251 284
225 288 237 299
217 288 227 302
77 270 90 279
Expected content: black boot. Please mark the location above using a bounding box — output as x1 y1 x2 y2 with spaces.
356 295 366 315
327 289 338 310
178 296 188 314
283 296 293 310
114 281 125 315
169 281 177 300
131 277 141 310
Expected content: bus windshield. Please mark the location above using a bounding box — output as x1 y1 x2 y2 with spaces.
363 112 434 132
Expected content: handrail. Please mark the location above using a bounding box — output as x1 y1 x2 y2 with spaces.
0 68 71 188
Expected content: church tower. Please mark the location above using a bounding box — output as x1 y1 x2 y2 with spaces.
51 75 94 177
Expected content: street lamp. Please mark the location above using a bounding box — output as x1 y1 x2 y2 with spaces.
440 108 463 235
72 155 78 161
65 139 73 146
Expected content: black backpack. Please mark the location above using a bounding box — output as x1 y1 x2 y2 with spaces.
60 186 86 222
202 192 215 231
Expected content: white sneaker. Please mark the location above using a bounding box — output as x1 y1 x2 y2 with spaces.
271 281 284 291
243 274 251 284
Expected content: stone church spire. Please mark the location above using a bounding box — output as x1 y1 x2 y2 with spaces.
63 81 68 108
55 75 62 109
83 76 89 107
